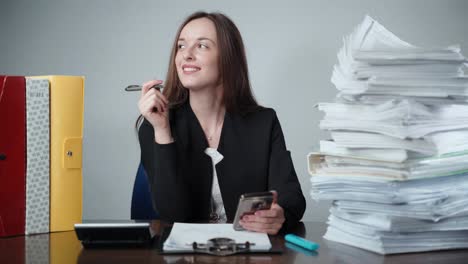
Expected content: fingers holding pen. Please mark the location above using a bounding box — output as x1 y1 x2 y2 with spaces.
141 80 163 97
156 90 169 105
137 79 172 132
138 83 168 116
140 88 167 114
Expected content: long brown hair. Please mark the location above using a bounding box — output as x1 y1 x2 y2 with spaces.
136 11 260 129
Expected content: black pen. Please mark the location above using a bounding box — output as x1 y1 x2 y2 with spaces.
124 84 164 92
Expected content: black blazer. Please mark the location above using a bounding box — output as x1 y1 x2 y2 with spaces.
139 101 306 230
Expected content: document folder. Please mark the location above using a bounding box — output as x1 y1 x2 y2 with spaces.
0 76 26 237
25 78 50 235
30 75 84 232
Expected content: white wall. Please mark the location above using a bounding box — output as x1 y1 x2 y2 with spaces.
1 0 467 221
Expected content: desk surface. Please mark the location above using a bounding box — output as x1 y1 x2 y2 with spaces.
1 221 468 264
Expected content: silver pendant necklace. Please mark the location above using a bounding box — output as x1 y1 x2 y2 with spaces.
206 119 222 141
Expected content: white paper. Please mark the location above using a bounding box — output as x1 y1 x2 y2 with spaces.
163 223 272 252
312 14 468 255
324 224 468 254
330 131 436 155
329 207 468 232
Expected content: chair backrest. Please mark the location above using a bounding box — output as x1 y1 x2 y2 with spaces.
130 162 159 219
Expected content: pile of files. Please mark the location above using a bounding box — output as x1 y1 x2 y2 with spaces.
0 75 84 237
309 15 468 254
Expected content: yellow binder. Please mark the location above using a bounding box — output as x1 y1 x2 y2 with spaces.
29 75 84 232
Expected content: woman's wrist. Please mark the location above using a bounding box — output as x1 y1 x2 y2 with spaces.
154 126 173 144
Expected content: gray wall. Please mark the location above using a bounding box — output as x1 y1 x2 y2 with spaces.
2 0 467 221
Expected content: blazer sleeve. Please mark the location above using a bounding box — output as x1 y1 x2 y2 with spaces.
267 111 306 231
138 119 191 222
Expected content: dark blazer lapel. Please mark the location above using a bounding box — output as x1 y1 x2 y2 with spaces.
216 112 243 221
183 102 213 220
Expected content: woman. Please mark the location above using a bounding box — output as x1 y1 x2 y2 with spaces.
138 11 305 235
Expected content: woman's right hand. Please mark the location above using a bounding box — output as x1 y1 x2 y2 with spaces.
138 80 173 143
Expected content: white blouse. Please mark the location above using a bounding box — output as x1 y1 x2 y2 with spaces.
204 148 227 223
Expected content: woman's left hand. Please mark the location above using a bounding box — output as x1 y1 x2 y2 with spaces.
239 203 285 235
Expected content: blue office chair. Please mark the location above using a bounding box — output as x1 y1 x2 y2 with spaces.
130 162 159 219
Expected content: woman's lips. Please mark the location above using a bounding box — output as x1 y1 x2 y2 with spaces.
182 64 201 73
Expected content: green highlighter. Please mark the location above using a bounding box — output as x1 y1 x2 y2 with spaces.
285 234 320 251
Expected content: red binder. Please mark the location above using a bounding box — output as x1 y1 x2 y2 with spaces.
0 75 26 237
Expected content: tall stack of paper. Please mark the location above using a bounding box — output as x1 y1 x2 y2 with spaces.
309 15 468 254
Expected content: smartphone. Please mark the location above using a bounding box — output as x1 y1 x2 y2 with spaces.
232 191 274 231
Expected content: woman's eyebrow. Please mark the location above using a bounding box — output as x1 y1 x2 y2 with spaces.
178 37 216 44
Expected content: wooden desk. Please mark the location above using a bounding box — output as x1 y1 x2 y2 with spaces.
1 221 468 264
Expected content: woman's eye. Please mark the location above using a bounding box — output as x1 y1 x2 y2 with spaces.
177 44 185 49
198 43 208 49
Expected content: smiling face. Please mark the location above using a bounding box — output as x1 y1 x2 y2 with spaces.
175 18 221 91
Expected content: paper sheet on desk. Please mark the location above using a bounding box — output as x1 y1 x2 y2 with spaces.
163 223 272 251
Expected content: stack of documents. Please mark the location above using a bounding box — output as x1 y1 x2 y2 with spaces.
310 15 468 254
332 15 467 101
319 100 468 140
